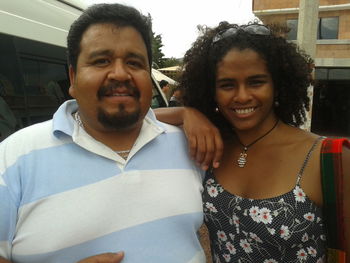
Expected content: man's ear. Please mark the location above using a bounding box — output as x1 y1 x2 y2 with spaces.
68 65 76 98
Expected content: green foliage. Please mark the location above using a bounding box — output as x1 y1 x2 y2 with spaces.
162 57 182 68
152 33 165 68
147 13 182 68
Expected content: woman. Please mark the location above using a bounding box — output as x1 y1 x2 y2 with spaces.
156 22 350 262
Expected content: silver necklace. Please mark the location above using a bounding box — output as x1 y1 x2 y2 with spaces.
116 150 131 160
236 120 279 168
74 111 83 128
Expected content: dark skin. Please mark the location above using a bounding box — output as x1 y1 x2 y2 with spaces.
215 124 323 206
156 46 350 262
154 107 223 170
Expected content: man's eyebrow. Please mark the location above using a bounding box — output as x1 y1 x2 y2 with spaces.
87 49 113 59
86 50 147 64
126 52 148 64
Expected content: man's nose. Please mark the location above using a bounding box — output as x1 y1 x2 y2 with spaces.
107 61 131 81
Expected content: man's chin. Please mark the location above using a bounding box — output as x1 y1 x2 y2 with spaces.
97 109 141 131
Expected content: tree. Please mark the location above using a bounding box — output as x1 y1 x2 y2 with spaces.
162 57 182 68
147 13 165 68
152 33 165 68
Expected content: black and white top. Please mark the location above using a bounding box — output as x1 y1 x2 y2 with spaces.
203 138 326 263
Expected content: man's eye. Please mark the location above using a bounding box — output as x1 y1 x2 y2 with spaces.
127 60 143 68
93 59 109 66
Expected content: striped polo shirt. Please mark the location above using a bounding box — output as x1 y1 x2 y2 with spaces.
0 100 205 263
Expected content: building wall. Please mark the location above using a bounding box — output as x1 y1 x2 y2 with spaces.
253 0 350 137
253 1 350 62
253 0 350 10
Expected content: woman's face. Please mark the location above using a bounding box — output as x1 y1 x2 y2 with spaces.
215 48 277 134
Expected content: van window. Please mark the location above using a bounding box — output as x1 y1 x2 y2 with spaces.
0 33 71 141
0 32 167 142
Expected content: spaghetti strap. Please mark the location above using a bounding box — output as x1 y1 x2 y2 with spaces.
295 136 325 185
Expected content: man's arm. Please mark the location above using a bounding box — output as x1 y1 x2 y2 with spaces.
154 107 223 170
0 252 124 263
342 144 350 263
77 252 124 263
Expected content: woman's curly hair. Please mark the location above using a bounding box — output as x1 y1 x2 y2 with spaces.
180 21 313 136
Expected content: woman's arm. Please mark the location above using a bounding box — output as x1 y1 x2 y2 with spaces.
342 143 350 263
154 107 223 170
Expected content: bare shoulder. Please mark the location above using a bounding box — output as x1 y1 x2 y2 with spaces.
279 124 322 147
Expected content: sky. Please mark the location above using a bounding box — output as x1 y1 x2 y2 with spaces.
83 0 257 58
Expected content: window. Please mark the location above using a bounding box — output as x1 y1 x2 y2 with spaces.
20 57 70 124
317 17 339 39
286 17 339 40
286 19 298 40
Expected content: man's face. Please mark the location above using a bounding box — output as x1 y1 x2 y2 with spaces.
69 23 152 132
162 84 170 94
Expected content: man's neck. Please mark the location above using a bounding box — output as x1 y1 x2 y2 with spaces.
83 122 143 151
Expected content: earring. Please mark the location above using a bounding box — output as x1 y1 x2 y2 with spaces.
274 100 279 107
215 107 219 113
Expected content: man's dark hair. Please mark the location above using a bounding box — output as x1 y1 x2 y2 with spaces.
181 21 313 136
159 80 169 89
67 3 153 72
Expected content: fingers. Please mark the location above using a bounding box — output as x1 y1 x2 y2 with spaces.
200 134 214 171
195 134 206 169
77 252 124 263
198 128 223 171
187 128 223 171
212 129 224 169
182 107 223 170
187 133 198 162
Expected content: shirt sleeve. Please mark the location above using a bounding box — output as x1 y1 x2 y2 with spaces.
0 140 18 260
0 179 17 259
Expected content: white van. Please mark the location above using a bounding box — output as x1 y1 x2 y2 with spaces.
0 0 167 141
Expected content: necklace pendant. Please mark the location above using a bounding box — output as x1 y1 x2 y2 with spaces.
237 152 247 168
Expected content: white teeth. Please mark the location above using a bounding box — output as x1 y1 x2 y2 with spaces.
112 94 129 96
235 108 255 114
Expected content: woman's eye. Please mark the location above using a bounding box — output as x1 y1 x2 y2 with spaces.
219 84 234 90
249 80 265 87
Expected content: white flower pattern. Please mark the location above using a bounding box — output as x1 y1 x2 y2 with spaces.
203 167 327 263
293 186 306 202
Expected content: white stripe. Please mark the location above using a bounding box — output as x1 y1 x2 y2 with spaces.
0 241 11 258
161 122 183 133
0 121 69 174
14 169 203 255
188 250 206 263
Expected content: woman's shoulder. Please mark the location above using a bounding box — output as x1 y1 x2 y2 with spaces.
279 123 322 145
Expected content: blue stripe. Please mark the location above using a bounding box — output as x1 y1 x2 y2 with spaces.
3 143 120 206
3 132 196 207
126 131 194 171
0 185 17 242
12 212 204 263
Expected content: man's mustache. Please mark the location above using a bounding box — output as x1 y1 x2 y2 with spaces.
97 81 140 100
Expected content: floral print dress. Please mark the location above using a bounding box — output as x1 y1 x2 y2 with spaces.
203 138 326 263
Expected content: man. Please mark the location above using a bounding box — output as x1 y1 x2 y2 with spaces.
0 4 205 263
159 79 170 97
169 87 183 107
